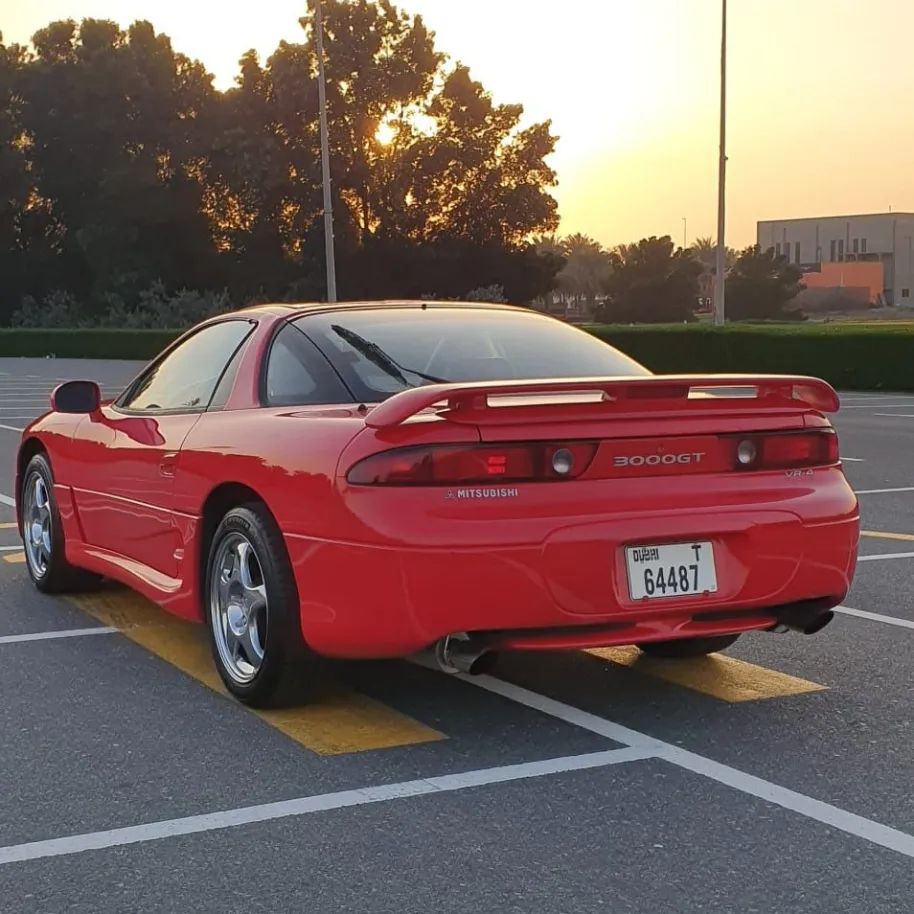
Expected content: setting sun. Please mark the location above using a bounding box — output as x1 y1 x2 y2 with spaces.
375 122 397 146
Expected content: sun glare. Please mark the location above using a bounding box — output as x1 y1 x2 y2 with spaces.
375 122 398 146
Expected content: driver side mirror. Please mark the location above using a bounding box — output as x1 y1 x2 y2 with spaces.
50 380 101 414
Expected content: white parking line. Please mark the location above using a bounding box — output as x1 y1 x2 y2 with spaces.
856 552 914 562
0 425 23 433
873 413 914 419
0 746 654 864
455 672 914 860
835 606 914 631
842 457 865 462
855 487 914 495
0 627 118 646
0 545 21 552
0 494 14 506
840 404 914 410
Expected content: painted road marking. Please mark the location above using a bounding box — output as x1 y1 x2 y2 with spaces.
0 494 14 506
3 552 25 564
841 457 865 462
873 413 914 418
0 545 22 552
841 404 914 410
0 425 24 433
835 606 914 631
0 626 118 645
0 522 18 529
588 646 825 702
0 746 654 865
69 589 443 756
437 668 914 861
856 552 914 562
855 487 914 496
860 530 914 542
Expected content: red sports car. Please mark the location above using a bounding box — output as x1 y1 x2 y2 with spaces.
16 302 859 705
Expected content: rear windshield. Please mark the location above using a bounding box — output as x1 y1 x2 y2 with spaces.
294 307 649 402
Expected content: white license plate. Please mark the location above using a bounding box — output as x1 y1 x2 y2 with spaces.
625 541 718 600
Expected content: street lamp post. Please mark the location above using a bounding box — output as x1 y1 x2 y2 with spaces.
314 0 338 302
682 217 687 250
713 0 727 326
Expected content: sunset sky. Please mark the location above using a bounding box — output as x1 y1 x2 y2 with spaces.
6 0 913 248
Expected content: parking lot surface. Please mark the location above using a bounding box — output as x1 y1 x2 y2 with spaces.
1 359 913 913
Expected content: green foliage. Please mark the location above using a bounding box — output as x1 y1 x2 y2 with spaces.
464 284 507 303
587 323 914 391
726 245 806 321
597 236 702 323
0 328 179 359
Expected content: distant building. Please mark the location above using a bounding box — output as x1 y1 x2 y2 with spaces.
757 212 914 307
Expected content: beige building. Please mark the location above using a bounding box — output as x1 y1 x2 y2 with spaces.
757 212 914 306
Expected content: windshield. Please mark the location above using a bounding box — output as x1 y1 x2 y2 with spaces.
296 307 649 402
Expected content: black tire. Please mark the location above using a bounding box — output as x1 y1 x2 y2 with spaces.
637 633 741 659
204 502 309 707
20 453 99 594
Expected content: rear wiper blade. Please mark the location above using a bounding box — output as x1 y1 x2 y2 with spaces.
330 324 448 385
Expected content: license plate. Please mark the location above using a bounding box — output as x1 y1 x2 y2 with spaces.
625 541 718 600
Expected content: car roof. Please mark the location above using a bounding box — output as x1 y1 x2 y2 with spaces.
233 300 531 319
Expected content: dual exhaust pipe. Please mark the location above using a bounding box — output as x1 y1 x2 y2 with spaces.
433 635 496 676
771 601 835 635
433 601 834 675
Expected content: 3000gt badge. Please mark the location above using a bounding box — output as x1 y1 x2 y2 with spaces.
446 487 519 500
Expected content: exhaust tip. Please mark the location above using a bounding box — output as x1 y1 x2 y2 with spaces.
803 610 834 635
434 636 496 675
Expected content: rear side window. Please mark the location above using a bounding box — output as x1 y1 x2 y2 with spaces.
264 323 351 407
120 320 254 412
296 308 649 402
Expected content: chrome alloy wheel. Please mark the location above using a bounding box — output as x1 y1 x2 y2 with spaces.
210 533 268 684
23 471 52 578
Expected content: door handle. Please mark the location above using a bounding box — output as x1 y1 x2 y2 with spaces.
159 452 178 478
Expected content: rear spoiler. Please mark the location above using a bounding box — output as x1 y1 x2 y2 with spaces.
363 374 840 429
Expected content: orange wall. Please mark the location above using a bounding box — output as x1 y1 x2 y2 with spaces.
802 262 884 303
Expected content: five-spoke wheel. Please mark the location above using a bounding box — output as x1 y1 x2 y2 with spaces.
23 471 52 579
205 503 307 706
210 533 268 685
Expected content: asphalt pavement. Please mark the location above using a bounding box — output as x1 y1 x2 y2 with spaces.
1 358 913 913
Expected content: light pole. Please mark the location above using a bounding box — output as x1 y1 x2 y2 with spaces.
314 0 338 302
682 217 687 250
713 0 727 326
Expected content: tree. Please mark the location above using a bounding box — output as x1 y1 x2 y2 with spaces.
556 234 612 312
726 245 805 320
17 19 219 308
598 235 702 323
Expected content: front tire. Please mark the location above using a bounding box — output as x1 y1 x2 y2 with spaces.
21 453 98 593
637 633 741 658
205 503 308 707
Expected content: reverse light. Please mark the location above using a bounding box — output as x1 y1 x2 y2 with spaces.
730 431 838 471
347 442 597 486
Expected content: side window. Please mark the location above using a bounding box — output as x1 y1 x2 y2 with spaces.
121 321 253 412
265 324 351 407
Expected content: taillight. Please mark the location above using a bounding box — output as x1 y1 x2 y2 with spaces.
730 430 838 471
347 442 598 486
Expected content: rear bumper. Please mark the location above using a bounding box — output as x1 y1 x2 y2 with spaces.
286 495 858 658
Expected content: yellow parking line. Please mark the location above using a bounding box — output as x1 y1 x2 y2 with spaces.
860 530 914 542
588 646 826 702
69 589 444 755
3 552 25 564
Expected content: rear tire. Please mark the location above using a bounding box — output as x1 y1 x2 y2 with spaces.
205 503 309 707
20 453 99 594
637 633 741 658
